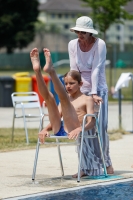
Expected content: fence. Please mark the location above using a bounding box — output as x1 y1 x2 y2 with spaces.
0 52 69 70
0 51 133 70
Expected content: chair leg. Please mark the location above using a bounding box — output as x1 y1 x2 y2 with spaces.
77 134 84 182
98 106 103 147
11 108 15 143
23 118 29 144
39 114 44 132
77 116 86 182
97 134 108 177
32 138 40 181
32 115 44 182
21 104 29 144
96 119 108 177
56 138 64 176
11 121 15 143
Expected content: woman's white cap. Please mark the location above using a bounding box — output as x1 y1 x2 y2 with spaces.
70 16 98 35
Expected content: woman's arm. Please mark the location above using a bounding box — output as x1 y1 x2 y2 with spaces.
90 39 106 104
68 40 78 71
91 39 106 94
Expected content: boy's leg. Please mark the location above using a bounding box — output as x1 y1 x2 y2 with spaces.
30 48 61 134
43 48 80 132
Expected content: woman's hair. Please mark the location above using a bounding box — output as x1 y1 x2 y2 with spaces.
64 70 82 84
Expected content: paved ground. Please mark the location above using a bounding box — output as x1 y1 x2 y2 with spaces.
0 102 133 199
0 134 133 199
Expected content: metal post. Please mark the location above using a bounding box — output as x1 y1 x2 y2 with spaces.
131 74 133 133
113 44 117 84
118 89 122 129
129 75 133 133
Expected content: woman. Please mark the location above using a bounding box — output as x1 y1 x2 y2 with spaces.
68 16 114 174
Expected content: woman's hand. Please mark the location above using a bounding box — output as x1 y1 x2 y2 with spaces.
38 129 49 143
92 94 103 105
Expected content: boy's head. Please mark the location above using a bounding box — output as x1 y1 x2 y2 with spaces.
64 70 83 94
64 70 82 83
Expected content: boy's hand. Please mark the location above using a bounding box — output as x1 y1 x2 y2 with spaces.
68 127 81 140
38 130 49 143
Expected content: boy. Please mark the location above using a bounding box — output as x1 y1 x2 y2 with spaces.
30 48 103 177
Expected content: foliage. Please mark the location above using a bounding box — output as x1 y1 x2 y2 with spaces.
35 21 60 34
0 0 39 53
35 20 46 33
81 0 133 40
47 24 60 34
35 20 60 50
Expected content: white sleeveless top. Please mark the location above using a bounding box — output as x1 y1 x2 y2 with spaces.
68 38 108 94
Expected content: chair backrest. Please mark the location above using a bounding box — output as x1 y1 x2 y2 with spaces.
11 92 42 112
97 102 102 122
96 102 103 147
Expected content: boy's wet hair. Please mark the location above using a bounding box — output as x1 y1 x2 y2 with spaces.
64 70 82 84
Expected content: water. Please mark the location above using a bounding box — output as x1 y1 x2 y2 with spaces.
17 179 133 200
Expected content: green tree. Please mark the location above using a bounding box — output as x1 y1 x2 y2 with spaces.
0 0 39 53
35 20 60 51
35 20 47 50
81 0 133 40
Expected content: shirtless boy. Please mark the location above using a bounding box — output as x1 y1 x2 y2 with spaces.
30 48 103 177
30 48 95 141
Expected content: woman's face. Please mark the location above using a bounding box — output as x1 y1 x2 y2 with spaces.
75 31 91 41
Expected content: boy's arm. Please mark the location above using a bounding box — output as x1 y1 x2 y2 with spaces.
43 123 52 132
84 96 95 131
38 123 52 143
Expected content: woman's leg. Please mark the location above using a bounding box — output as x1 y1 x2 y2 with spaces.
43 48 80 132
30 48 61 134
83 92 114 175
73 129 104 178
98 91 114 174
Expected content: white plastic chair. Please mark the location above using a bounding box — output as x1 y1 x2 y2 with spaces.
11 92 44 144
32 102 108 182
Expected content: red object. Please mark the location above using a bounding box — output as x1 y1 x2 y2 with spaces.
32 75 50 105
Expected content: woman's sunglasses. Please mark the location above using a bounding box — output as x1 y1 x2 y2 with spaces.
74 30 87 35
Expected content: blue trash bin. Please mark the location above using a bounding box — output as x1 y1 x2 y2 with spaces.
50 74 64 105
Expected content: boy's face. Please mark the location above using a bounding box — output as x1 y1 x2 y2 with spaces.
64 76 82 95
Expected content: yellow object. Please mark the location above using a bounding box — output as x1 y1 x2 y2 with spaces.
13 72 30 77
13 72 31 93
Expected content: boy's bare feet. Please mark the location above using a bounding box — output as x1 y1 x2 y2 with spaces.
107 165 114 174
30 48 41 72
43 48 54 73
72 171 87 178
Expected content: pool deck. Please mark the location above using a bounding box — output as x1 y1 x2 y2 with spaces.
0 102 133 199
0 134 133 199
